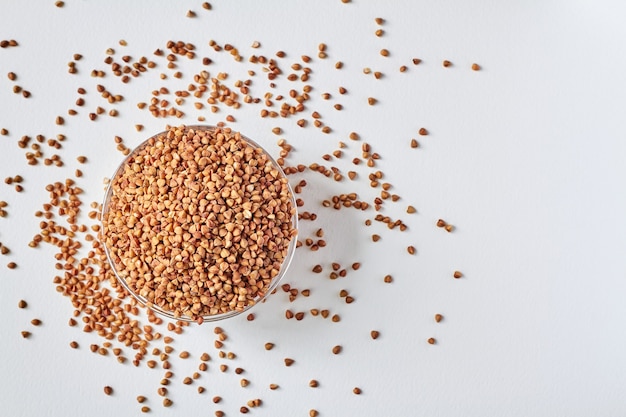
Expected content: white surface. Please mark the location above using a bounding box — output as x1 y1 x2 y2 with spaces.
1 1 626 416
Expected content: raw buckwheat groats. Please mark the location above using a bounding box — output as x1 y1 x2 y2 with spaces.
102 125 297 322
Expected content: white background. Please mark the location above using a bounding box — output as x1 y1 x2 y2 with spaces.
1 1 626 416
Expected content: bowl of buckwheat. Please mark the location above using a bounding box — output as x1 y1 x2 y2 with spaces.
101 125 298 323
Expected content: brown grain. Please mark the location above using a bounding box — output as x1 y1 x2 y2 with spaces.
102 126 296 320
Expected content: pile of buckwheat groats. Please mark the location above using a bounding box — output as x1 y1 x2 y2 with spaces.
102 125 297 322
1 2 478 415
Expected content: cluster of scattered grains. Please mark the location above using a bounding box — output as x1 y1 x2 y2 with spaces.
0 39 18 48
436 218 454 232
5 68 31 97
30 177 174 369
0 3 479 413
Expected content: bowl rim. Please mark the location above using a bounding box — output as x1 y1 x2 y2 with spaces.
100 124 298 323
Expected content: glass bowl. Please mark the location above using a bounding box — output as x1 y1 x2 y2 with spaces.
101 125 298 323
